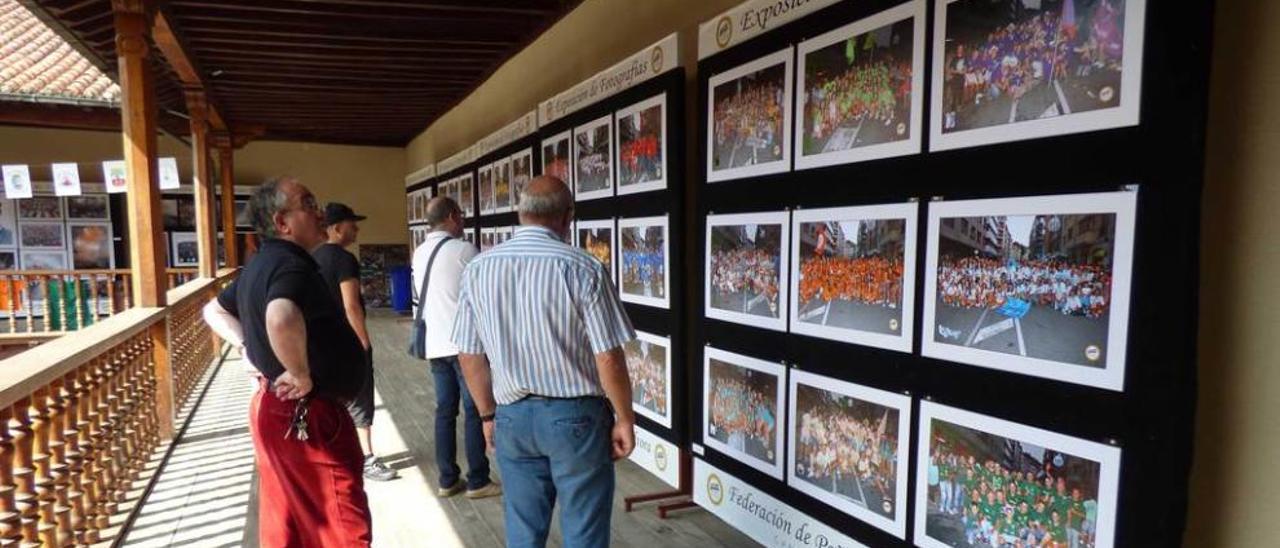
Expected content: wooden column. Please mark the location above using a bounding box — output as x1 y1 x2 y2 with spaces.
185 90 218 279
113 0 165 308
216 145 239 268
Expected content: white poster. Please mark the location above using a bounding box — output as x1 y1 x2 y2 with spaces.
51 163 82 196
102 160 127 194
158 157 181 190
629 426 680 489
693 459 869 548
2 165 33 199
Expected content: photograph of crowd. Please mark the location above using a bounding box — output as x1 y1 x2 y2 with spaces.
18 196 63 220
480 228 496 252
19 222 65 249
619 216 668 309
706 211 789 332
70 223 113 269
708 48 792 182
574 116 614 200
788 370 911 537
0 201 16 247
624 331 671 427
616 94 666 194
0 251 14 270
703 347 785 478
66 196 109 220
21 251 67 270
459 175 474 217
791 204 917 351
575 219 615 280
924 192 1135 389
932 0 1145 150
479 164 496 214
172 232 198 267
914 401 1119 548
495 158 513 212
542 132 573 188
797 2 924 170
511 150 533 209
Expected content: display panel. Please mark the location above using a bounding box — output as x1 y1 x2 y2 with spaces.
0 200 15 247
511 149 534 210
616 93 668 195
618 215 669 309
69 222 114 269
789 203 917 352
542 130 573 190
459 174 475 218
705 210 790 332
788 369 912 539
930 0 1147 151
921 190 1136 390
704 346 786 479
574 218 616 282
574 114 615 201
479 163 496 215
914 400 1121 548
707 47 794 183
624 330 673 428
795 1 926 170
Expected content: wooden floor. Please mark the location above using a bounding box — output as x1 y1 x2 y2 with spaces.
122 310 756 548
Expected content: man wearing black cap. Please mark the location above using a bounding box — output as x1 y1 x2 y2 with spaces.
315 202 397 481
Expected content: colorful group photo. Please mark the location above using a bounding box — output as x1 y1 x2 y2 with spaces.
618 216 668 309
706 211 789 332
707 48 793 182
704 347 785 479
616 93 667 194
624 331 672 427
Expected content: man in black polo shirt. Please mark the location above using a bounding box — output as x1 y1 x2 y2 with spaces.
314 202 397 481
202 176 373 547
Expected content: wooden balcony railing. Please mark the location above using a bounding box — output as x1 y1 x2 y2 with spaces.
0 269 200 339
0 269 237 545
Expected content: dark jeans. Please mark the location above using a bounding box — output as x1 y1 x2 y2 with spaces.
430 356 491 490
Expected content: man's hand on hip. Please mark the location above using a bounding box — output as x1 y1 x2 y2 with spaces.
611 418 635 460
273 370 313 400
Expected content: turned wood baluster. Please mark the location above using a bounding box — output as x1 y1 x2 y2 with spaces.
115 345 141 487
5 278 14 335
87 277 99 326
11 398 36 543
94 352 122 522
73 278 84 331
51 376 73 547
122 278 131 313
40 277 52 333
106 276 116 317
0 407 21 546
80 359 106 543
69 367 92 546
140 335 161 454
31 387 57 546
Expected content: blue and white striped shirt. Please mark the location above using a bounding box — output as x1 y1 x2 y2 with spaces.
451 225 635 404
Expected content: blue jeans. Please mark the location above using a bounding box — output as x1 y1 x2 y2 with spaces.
430 356 490 490
495 397 614 548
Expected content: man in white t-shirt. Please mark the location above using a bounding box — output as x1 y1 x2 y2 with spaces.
413 196 500 499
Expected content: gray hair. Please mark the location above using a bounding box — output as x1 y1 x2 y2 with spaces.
249 176 294 238
425 196 461 229
518 179 572 220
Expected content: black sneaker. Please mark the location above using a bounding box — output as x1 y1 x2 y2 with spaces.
363 455 398 482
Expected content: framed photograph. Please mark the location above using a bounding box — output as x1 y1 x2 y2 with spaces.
65 195 110 220
914 400 1121 548
2 165 33 199
707 47 794 183
0 250 15 270
922 190 1136 390
478 163 496 215
795 1 926 170
574 218 616 282
790 203 918 352
705 210 790 332
618 215 669 309
463 227 476 247
511 149 534 210
788 369 912 538
704 346 786 479
930 0 1147 152
459 174 475 218
624 331 673 428
20 250 68 270
69 222 114 269
574 114 615 201
234 199 251 228
18 221 66 250
479 227 496 252
102 160 127 194
495 157 514 213
0 200 16 247
496 225 514 245
171 232 199 267
52 163 82 197
616 93 667 195
542 130 573 190
17 196 64 220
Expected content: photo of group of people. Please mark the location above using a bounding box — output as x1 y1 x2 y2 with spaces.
923 191 1136 390
437 174 474 218
707 48 793 182
706 211 789 332
19 221 65 249
70 223 113 269
407 188 430 224
788 369 911 538
931 0 1145 150
542 131 573 188
18 196 63 220
791 204 917 352
65 196 110 220
618 216 668 309
172 232 199 267
574 115 614 200
479 226 514 252
511 150 533 209
625 331 672 427
704 347 785 479
495 158 512 213
616 94 667 195
478 164 495 214
796 1 925 170
915 401 1119 548
575 219 615 280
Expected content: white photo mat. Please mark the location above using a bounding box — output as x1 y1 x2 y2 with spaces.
703 346 786 480
170 231 199 267
706 47 794 183
541 130 574 192
510 148 534 210
627 330 673 428
495 157 514 213
573 114 615 202
18 221 67 250
478 163 496 215
615 93 668 195
617 215 670 309
705 210 791 332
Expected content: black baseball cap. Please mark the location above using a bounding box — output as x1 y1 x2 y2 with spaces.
324 202 366 225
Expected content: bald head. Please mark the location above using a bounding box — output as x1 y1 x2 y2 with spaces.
517 176 574 240
425 196 461 228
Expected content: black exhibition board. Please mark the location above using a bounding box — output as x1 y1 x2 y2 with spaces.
690 0 1212 546
469 133 542 235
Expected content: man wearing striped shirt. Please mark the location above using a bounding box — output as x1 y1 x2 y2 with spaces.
453 175 636 548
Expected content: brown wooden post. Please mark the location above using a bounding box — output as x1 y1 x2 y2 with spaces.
186 90 218 279
216 144 239 268
113 0 166 309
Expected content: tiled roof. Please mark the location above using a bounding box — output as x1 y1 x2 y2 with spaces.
0 0 119 103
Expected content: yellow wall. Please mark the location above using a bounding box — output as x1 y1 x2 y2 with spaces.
0 126 409 252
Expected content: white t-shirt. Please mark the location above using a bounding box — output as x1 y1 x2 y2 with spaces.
412 230 478 359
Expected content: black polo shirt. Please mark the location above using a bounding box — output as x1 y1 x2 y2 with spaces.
312 243 364 313
217 238 367 401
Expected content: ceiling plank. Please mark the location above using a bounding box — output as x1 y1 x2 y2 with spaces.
152 8 228 129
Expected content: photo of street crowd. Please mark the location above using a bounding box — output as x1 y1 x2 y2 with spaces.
706 211 789 331
619 216 668 308
915 401 1119 548
542 132 572 188
459 175 474 217
575 219 615 280
933 0 1144 150
574 116 614 200
616 94 666 194
67 196 110 221
707 48 792 182
479 164 495 214
495 158 513 212
511 150 533 209
789 370 911 537
704 347 785 478
797 2 924 169
624 331 671 427
19 222 65 249
70 223 113 269
18 196 63 220
791 204 916 351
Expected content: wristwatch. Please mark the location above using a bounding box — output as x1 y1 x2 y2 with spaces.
480 413 496 423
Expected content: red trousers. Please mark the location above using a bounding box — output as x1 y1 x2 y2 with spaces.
250 380 372 547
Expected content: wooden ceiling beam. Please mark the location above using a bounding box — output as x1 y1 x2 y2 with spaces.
186 36 509 55
169 0 554 21
152 8 227 130
179 26 517 48
195 46 495 64
198 54 484 71
214 69 476 86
